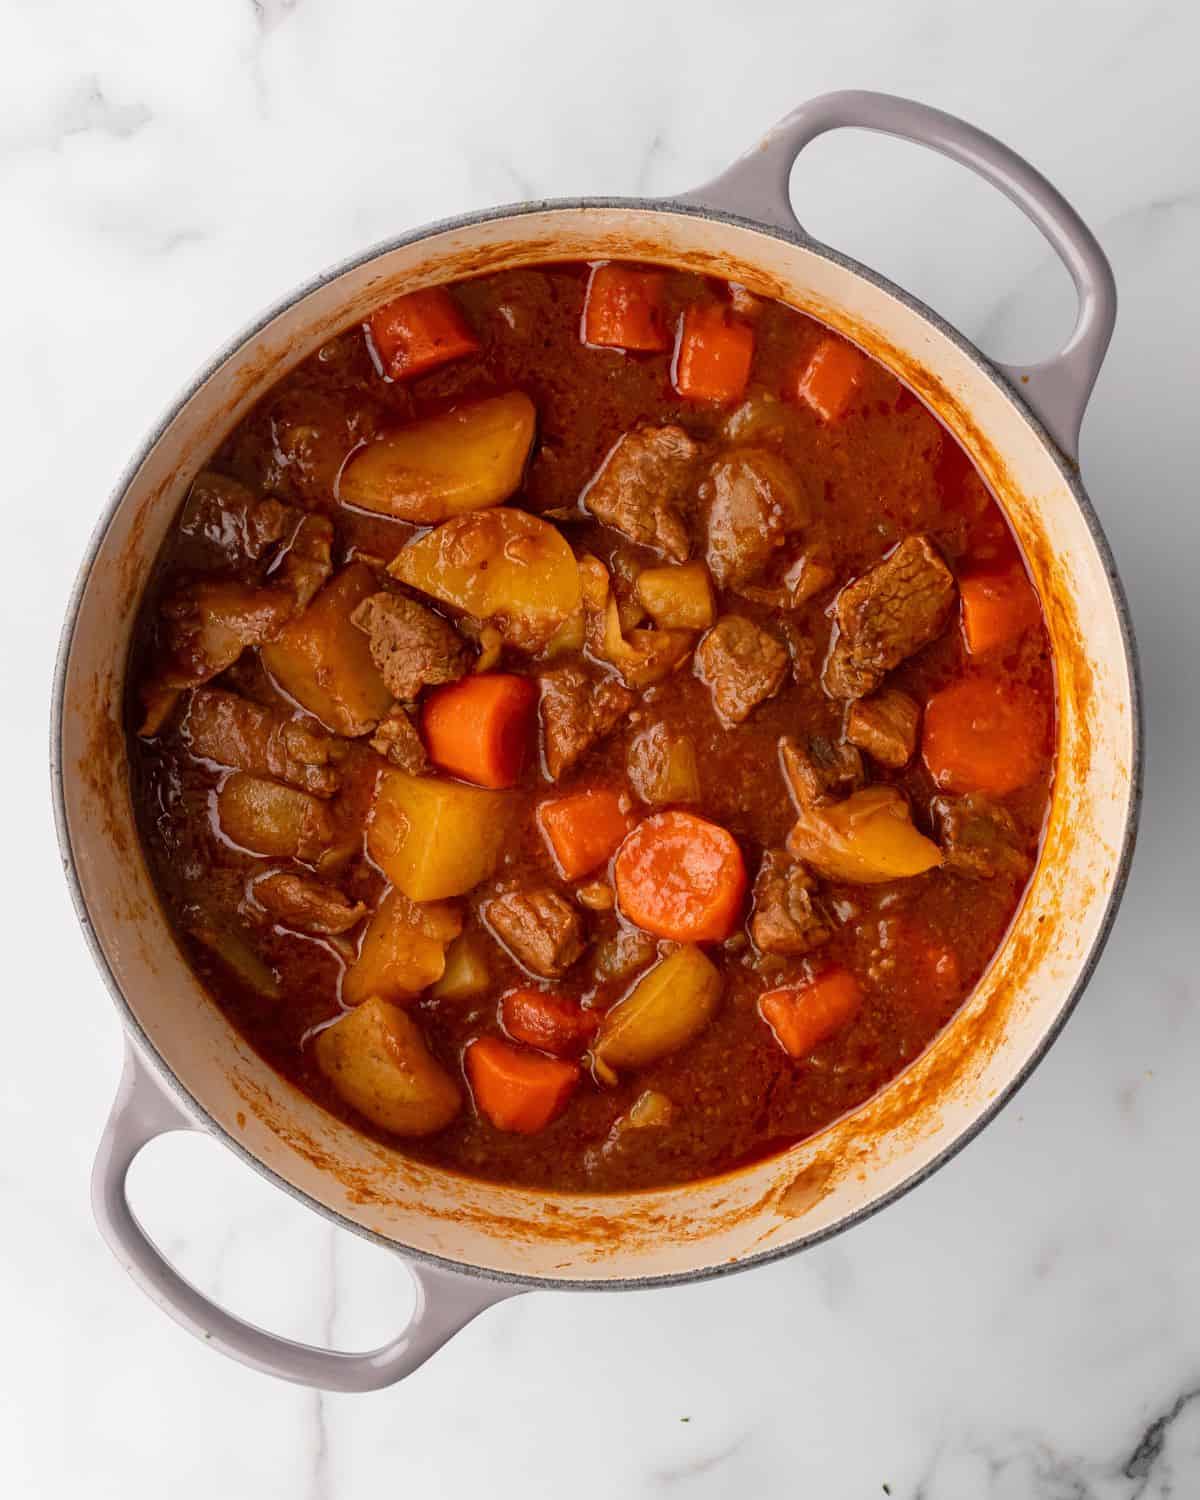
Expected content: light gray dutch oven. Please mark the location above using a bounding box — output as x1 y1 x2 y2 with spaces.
53 92 1141 1391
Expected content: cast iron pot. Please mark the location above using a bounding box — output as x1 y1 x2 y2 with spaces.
53 92 1141 1391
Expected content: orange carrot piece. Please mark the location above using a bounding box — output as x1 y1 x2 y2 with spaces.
537 789 637 879
922 675 1048 796
465 1036 579 1133
759 967 863 1058
793 334 867 421
367 288 479 381
421 674 538 789
613 810 747 942
672 304 755 403
959 563 1041 655
499 987 600 1058
582 264 670 351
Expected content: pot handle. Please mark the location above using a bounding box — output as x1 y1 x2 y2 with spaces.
92 1045 518 1391
676 89 1116 459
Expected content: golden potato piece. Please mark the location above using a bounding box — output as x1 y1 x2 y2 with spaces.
339 393 536 522
786 784 943 884
430 930 492 1000
635 560 715 631
342 888 462 1005
389 508 580 651
367 769 514 901
595 945 721 1072
261 563 392 735
314 997 461 1136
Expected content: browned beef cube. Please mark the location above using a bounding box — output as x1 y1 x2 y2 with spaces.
179 472 296 562
248 872 367 935
351 592 469 701
932 793 1032 879
845 689 920 768
538 664 635 781
750 850 832 956
823 536 956 699
702 448 813 590
368 705 428 772
485 888 587 978
182 687 344 796
779 734 865 809
582 425 700 561
695 616 789 726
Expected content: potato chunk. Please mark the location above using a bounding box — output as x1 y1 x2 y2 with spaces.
342 888 462 1005
579 555 694 688
635 560 716 631
430 931 492 1000
594 944 721 1072
314 998 461 1136
338 393 536 522
216 772 350 872
367 769 514 901
260 563 393 735
388 508 581 651
786 785 942 884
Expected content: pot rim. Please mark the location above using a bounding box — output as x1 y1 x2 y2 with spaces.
51 194 1143 1292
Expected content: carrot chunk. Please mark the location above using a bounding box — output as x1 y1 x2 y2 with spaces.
614 810 747 942
367 288 479 381
759 967 863 1058
959 563 1042 655
793 334 867 421
537 789 637 880
499 987 600 1058
922 675 1048 796
465 1036 579 1133
583 264 670 352
421 674 538 789
672 304 755 403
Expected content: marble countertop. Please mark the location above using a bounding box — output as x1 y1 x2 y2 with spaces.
6 0 1199 1494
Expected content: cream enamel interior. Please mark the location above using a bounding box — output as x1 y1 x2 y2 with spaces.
58 206 1136 1282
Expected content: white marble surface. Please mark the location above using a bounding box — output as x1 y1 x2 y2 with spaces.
4 0 1199 1494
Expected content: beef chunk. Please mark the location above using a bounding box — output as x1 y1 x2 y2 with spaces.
179 472 296 562
823 536 956 699
249 872 367 935
369 705 428 772
740 547 836 610
485 888 587 978
932 793 1032 879
351 592 469 701
182 687 345 796
845 689 920 768
582 425 700 561
779 734 864 809
702 448 813 591
750 851 832 956
695 616 789 726
140 580 297 734
273 513 334 611
538 664 635 781
592 925 657 985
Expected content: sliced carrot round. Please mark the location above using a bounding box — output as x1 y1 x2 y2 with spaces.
922 675 1049 796
537 788 636 880
421 673 537 789
759 967 863 1058
959 563 1042 656
367 288 479 381
465 1036 579 1133
613 810 747 942
499 988 600 1058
